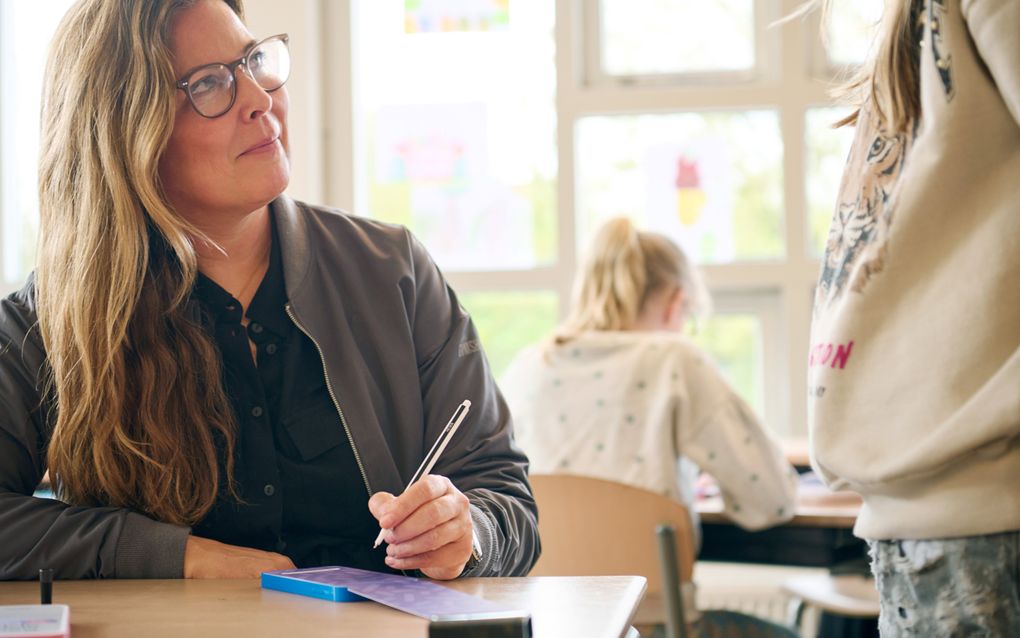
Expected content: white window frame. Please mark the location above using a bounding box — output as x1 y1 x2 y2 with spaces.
580 0 767 87
317 0 841 438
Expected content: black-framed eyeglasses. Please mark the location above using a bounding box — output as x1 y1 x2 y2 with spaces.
175 33 290 119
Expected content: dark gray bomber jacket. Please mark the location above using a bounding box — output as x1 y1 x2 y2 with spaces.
0 195 540 579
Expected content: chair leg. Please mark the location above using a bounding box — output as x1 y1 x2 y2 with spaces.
656 525 688 638
786 598 806 631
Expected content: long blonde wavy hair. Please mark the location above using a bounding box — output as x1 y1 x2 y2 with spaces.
37 0 243 526
554 218 709 344
798 0 923 132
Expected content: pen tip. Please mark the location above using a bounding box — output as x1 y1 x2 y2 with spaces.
463 400 471 408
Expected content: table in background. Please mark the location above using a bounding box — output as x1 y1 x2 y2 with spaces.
0 576 646 638
697 440 866 568
696 486 874 638
696 491 864 568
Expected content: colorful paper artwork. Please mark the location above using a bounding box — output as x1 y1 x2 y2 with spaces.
643 140 735 262
404 0 510 34
373 103 536 270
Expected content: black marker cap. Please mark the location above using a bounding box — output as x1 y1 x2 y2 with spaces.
39 568 53 604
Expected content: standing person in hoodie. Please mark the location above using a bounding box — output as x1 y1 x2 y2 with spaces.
808 0 1020 634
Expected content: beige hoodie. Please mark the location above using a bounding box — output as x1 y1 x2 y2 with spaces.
808 0 1020 540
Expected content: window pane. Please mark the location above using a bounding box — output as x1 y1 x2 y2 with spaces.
460 291 558 379
599 0 754 76
805 107 855 256
0 1 75 285
576 111 784 264
355 1 557 272
824 0 883 67
686 314 763 415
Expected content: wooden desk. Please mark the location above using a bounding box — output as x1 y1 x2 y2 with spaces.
696 489 865 568
697 494 860 529
0 576 645 638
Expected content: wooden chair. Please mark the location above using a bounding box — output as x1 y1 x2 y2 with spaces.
781 573 880 632
657 525 800 638
529 474 803 638
528 474 696 636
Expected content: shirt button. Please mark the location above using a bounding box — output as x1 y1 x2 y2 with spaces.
250 322 264 334
251 406 264 418
263 484 276 497
265 343 278 355
276 538 287 552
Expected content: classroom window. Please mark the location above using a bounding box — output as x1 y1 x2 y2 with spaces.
575 110 785 264
0 1 75 287
596 0 756 79
823 0 884 69
460 290 559 379
353 0 557 272
341 0 884 435
805 107 856 256
687 313 764 416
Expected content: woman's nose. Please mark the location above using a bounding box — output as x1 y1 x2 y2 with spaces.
235 65 272 120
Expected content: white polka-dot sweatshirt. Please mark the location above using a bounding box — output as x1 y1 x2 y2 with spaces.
500 331 797 532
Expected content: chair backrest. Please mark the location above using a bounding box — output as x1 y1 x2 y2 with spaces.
528 473 695 593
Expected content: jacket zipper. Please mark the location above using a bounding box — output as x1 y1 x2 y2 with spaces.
285 303 372 497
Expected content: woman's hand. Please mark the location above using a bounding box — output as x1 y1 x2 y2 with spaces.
183 535 295 579
368 475 474 580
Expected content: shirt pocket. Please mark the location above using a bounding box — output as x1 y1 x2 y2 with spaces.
281 401 345 462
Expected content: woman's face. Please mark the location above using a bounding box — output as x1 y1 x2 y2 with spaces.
159 0 290 223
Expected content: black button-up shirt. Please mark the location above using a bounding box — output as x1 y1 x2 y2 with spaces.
190 215 389 572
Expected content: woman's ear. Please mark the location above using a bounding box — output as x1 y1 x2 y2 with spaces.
663 288 686 331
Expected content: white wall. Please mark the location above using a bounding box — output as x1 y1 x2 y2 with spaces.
244 0 324 205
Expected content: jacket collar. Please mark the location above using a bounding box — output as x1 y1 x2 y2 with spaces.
269 194 312 303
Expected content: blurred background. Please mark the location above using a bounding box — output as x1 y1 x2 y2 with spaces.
0 0 882 439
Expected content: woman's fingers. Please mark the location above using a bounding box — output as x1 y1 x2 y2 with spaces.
367 491 396 520
374 476 452 532
369 475 475 579
384 525 473 575
385 516 470 560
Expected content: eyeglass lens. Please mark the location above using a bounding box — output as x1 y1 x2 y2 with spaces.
187 37 290 118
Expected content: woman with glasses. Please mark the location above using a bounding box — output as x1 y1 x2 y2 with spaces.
0 0 538 581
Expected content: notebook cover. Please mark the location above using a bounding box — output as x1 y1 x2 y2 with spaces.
261 568 368 602
261 566 529 623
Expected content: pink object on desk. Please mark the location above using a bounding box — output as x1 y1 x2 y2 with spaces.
0 604 70 638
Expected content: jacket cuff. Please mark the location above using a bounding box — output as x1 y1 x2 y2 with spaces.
114 512 190 578
460 501 498 578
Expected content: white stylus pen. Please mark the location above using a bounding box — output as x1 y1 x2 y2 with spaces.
372 400 472 548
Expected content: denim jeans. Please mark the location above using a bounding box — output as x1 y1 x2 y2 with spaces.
870 532 1020 637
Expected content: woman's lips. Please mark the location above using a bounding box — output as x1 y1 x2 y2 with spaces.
240 136 280 157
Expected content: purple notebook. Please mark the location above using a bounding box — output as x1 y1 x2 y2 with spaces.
262 566 529 622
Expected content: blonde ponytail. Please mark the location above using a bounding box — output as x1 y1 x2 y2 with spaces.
555 218 709 344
